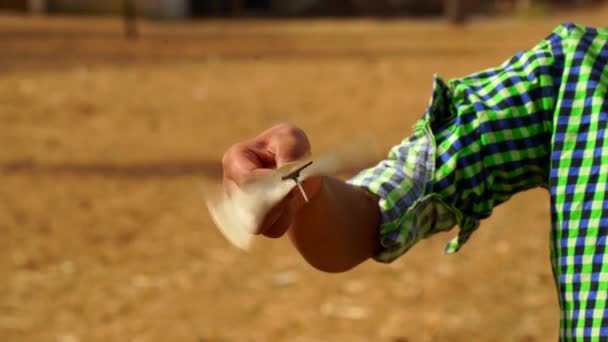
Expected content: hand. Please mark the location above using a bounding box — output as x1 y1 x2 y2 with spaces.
221 123 322 238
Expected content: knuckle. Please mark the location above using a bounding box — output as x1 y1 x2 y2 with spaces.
221 143 243 167
275 123 306 140
221 143 246 179
275 124 311 152
221 148 233 170
269 124 311 164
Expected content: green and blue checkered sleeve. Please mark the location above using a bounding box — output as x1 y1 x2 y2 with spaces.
348 33 560 262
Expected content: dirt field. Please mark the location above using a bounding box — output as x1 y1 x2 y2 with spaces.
1 8 608 342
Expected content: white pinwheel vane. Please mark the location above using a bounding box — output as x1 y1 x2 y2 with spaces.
205 142 377 250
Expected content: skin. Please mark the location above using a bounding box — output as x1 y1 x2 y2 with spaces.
222 123 381 273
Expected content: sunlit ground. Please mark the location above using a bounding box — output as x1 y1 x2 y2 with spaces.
1 6 608 341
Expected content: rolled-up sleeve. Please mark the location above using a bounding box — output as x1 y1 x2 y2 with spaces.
348 28 564 262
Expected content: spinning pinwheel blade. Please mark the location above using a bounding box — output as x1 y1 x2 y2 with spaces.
205 142 377 250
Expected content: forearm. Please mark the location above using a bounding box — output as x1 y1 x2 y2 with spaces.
287 176 381 273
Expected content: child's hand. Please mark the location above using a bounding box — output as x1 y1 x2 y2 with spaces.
221 123 322 238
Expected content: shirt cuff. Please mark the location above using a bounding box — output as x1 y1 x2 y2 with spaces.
347 76 479 263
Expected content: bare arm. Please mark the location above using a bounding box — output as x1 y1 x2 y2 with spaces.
288 176 380 273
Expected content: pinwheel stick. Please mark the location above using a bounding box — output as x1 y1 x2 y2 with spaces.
281 161 313 202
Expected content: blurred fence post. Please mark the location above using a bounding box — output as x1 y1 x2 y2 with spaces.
445 0 467 24
123 0 137 39
232 0 242 16
517 0 532 10
28 0 47 15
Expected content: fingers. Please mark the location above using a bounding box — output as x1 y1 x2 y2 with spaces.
258 194 294 238
223 124 312 184
262 206 293 238
222 142 274 185
261 124 311 167
220 123 314 240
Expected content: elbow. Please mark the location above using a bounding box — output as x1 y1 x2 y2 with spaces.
300 253 368 274
288 234 372 273
287 230 378 274
305 258 360 273
307 260 362 274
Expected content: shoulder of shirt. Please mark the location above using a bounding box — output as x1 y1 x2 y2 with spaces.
552 22 608 40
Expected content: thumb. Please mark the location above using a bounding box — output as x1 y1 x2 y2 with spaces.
262 124 311 167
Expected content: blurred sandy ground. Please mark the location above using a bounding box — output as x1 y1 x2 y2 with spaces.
1 5 608 341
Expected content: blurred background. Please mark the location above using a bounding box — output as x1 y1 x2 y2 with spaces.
1 1 607 341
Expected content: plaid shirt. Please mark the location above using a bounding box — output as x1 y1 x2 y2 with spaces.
348 23 608 340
